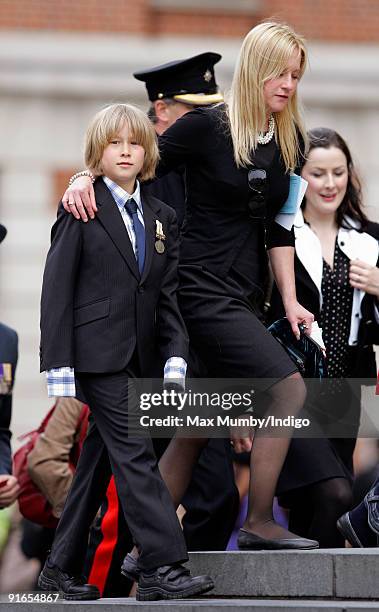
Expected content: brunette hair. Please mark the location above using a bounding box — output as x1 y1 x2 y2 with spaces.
303 127 368 229
85 103 159 181
227 21 307 172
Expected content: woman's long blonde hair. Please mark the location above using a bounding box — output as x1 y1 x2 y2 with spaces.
227 21 308 172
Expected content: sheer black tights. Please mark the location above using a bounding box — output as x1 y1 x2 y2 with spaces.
243 372 309 539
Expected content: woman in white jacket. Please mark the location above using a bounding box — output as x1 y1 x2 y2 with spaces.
270 127 379 547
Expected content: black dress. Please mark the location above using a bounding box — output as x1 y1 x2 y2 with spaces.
320 241 354 378
158 104 298 383
277 239 360 498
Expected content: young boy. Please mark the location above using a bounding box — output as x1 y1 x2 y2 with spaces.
39 103 213 601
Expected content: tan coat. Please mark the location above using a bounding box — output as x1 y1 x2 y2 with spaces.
27 397 85 518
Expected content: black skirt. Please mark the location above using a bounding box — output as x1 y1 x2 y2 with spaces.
277 382 361 501
178 263 297 386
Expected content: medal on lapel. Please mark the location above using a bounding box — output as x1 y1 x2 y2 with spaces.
155 220 166 254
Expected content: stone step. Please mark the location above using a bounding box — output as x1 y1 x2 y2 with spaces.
0 598 378 611
188 549 379 599
1 550 377 610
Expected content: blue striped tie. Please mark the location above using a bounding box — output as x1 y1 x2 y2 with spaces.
124 198 145 274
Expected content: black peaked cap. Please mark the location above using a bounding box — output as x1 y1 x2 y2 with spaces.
133 52 223 105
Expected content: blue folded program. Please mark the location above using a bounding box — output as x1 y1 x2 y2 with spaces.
280 173 303 214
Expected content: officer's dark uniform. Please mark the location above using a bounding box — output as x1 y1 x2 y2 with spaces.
137 52 224 230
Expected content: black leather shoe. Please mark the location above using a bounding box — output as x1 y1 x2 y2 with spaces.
337 476 379 547
136 563 214 601
237 528 319 550
38 559 100 601
366 477 379 539
337 512 376 547
121 553 140 581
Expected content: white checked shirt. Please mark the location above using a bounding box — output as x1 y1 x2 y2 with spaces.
46 176 187 397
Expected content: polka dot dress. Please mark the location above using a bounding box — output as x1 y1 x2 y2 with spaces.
320 238 354 378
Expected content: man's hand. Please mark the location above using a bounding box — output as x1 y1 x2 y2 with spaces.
284 299 314 340
0 475 20 508
230 424 253 454
349 260 379 298
62 176 97 222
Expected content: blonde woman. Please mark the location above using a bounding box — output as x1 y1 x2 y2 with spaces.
62 22 317 551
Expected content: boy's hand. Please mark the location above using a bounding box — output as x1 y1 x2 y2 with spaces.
62 176 97 222
0 475 20 508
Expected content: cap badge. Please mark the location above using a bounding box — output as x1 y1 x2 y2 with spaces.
203 69 212 82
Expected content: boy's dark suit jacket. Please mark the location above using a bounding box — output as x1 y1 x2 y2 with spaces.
0 322 18 475
40 178 188 374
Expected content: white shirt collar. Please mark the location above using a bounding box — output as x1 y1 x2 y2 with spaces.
102 176 142 213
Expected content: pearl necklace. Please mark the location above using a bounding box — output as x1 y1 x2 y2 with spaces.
257 114 275 145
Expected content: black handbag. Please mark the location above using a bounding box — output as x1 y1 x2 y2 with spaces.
267 317 328 379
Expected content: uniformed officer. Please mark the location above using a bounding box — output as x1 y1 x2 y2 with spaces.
134 52 223 226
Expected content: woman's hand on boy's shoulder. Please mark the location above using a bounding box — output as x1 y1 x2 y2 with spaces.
62 176 97 222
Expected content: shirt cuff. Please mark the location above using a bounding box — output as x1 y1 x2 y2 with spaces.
309 321 326 351
46 367 76 397
164 357 187 390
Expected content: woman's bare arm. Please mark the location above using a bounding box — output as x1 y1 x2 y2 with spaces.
269 246 314 339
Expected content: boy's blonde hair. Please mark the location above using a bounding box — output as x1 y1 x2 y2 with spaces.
85 103 159 181
227 21 307 172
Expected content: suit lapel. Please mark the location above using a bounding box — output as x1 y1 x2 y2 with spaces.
294 210 323 306
94 180 140 281
338 225 379 267
140 191 162 284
